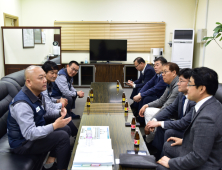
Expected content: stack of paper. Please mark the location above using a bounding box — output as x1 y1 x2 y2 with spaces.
79 126 110 140
72 126 113 170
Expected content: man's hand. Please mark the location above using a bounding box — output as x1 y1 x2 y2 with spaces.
167 137 183 146
53 106 71 130
157 156 170 168
133 93 142 103
147 120 161 128
139 104 148 117
60 97 68 107
77 91 84 98
126 80 134 87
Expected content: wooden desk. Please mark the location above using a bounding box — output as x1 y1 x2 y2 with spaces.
68 82 152 170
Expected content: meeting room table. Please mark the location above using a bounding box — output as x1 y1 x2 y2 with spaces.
68 82 153 170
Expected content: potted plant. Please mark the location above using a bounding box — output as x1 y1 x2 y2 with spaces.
203 22 222 49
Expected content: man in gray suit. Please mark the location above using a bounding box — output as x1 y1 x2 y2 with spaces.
139 62 179 142
157 67 222 170
146 68 196 160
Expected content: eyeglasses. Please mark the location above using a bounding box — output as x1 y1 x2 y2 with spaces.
70 67 79 73
187 82 196 87
135 63 141 68
178 80 188 84
161 70 170 75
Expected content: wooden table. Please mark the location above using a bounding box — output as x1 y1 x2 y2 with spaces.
68 82 152 170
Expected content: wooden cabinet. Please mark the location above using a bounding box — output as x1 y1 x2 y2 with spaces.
95 64 124 87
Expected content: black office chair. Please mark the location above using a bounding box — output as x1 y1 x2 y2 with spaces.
215 84 222 104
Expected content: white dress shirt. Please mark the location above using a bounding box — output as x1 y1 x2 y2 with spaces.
195 96 212 112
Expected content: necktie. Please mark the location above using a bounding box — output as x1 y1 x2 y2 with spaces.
192 108 197 121
180 95 186 119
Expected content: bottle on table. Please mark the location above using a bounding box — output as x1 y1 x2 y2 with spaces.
124 100 128 112
134 130 140 146
86 127 92 146
87 96 90 107
131 116 136 130
124 112 128 122
117 80 119 88
90 88 93 98
122 92 125 103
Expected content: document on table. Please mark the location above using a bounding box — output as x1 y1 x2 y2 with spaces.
73 148 114 165
72 165 112 170
79 126 110 140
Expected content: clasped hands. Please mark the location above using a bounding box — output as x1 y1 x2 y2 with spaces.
57 97 68 107
77 90 84 98
133 93 142 102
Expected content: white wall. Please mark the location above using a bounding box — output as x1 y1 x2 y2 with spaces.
4 29 54 64
204 0 222 83
193 0 207 68
193 0 222 83
20 0 196 64
0 0 22 78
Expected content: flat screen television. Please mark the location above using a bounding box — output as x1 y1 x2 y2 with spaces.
90 39 127 62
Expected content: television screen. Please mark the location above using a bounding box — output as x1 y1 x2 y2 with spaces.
90 39 127 61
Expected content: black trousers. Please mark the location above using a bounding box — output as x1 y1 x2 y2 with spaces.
152 127 184 156
156 141 182 170
12 126 71 170
130 87 141 100
64 95 77 113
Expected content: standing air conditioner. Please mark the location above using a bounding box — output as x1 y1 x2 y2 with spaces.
171 29 194 68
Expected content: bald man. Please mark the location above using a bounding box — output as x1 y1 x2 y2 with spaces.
7 66 72 170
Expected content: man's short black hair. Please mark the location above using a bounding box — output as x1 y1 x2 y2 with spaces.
69 61 79 67
154 57 167 65
178 68 192 79
191 67 218 95
133 57 145 64
42 61 59 73
163 62 180 75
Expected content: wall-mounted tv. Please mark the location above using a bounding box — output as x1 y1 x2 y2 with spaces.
90 39 127 62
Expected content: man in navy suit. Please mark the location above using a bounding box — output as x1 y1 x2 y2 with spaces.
157 67 222 170
146 68 196 160
133 57 168 120
127 57 155 112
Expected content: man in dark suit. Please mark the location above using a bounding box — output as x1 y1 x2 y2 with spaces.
127 57 155 111
146 68 196 160
157 67 222 170
133 57 168 119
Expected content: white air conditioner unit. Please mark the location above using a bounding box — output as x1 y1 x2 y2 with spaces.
171 29 194 69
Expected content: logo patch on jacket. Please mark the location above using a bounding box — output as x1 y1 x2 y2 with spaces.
36 106 41 112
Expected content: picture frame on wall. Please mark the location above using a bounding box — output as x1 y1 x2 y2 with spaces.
34 29 42 44
22 29 34 48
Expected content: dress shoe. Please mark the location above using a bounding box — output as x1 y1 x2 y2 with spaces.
42 162 57 170
70 112 80 119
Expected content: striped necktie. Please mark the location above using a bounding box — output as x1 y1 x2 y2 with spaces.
180 95 186 119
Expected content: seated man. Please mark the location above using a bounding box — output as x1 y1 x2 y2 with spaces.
146 68 196 160
133 57 168 121
157 67 222 170
51 61 84 119
42 61 78 137
7 66 72 170
126 57 155 111
139 62 179 143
